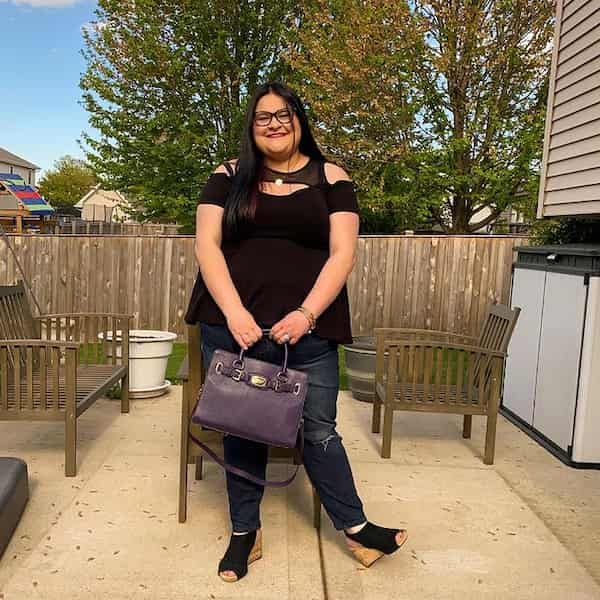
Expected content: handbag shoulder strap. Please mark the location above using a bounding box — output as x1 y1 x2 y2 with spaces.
188 426 304 488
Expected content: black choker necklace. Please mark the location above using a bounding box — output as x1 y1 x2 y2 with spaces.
264 158 311 183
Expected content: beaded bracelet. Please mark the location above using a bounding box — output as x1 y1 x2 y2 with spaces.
295 305 316 331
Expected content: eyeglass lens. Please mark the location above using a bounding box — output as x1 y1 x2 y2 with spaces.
254 108 293 127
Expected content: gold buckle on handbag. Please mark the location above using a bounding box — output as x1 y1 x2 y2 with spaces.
250 374 267 387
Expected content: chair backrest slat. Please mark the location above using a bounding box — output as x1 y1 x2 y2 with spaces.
474 302 521 387
477 303 521 354
0 282 39 340
0 282 41 371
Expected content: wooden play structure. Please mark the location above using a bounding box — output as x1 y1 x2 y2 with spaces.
0 173 54 233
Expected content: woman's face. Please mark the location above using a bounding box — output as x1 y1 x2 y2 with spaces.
252 92 302 160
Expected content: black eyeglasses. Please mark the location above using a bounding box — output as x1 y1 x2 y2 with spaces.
253 108 294 127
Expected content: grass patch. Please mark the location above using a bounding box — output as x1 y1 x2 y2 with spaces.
99 341 349 397
79 342 107 364
338 345 347 390
166 342 187 382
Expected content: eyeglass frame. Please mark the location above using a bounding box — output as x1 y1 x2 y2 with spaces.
252 107 295 127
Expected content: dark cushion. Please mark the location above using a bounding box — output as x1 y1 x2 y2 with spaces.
0 458 29 558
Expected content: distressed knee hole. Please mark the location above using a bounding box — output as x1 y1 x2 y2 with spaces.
305 432 340 452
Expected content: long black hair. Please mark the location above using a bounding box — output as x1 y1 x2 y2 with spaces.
223 82 325 242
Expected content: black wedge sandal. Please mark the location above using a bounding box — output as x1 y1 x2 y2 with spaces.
218 529 263 582
344 522 408 567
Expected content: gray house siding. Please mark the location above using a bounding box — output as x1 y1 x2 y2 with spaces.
0 163 35 186
538 0 600 218
0 148 39 187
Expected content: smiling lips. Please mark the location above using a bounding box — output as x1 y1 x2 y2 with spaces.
267 132 287 138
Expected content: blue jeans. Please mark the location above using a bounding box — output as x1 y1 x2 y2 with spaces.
199 323 367 532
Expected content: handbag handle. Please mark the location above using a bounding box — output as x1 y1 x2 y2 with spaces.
188 425 304 487
233 328 289 376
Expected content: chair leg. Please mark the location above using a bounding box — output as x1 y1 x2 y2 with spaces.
484 411 498 465
178 458 188 523
65 413 77 477
381 402 394 459
179 381 190 523
312 485 321 530
194 456 203 481
462 415 472 439
372 396 382 433
484 370 502 465
121 373 130 414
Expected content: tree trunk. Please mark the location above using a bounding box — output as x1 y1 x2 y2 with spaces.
451 195 470 233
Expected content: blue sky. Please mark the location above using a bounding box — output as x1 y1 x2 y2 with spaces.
0 0 98 179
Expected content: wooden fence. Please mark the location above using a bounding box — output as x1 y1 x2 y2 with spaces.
0 234 527 340
50 222 181 236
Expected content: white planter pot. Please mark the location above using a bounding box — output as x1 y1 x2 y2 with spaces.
98 329 178 397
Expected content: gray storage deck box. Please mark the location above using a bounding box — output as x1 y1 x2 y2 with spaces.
502 244 600 468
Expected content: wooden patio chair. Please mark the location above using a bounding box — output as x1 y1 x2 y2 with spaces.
371 302 520 464
178 323 322 529
0 282 131 476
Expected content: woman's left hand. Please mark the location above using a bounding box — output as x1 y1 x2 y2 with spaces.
270 310 312 345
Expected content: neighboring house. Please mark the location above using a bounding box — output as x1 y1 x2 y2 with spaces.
75 185 134 223
537 0 600 218
469 205 527 234
0 147 39 186
472 187 530 234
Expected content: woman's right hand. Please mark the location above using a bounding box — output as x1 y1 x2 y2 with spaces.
225 306 263 350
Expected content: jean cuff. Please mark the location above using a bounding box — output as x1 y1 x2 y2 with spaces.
335 515 368 531
232 520 261 533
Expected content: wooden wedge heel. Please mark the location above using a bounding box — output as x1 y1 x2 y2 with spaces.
218 529 263 582
344 523 408 568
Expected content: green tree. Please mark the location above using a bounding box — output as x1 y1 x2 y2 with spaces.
37 156 97 208
289 0 436 233
409 0 554 232
290 0 554 233
80 0 301 232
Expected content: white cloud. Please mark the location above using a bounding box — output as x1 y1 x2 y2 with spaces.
0 0 81 7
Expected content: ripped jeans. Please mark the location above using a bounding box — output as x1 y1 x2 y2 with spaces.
199 323 367 532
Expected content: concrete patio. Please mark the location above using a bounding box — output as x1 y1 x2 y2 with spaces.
1 387 599 599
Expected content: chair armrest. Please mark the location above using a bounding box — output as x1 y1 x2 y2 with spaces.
36 312 133 320
0 339 81 349
374 328 477 344
373 330 481 386
383 339 506 359
34 314 131 365
375 340 506 385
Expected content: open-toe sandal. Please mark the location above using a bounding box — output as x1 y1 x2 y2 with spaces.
344 522 408 568
218 529 262 583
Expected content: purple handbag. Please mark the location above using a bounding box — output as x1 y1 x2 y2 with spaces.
189 332 308 487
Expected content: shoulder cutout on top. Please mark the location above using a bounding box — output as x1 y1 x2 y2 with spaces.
324 162 352 185
214 159 238 177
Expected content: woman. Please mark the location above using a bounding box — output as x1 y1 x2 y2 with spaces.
184 82 408 582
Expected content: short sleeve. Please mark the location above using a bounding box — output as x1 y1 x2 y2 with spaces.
197 173 232 208
326 180 359 214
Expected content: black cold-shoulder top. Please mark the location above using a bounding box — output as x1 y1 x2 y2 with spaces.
184 158 359 344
